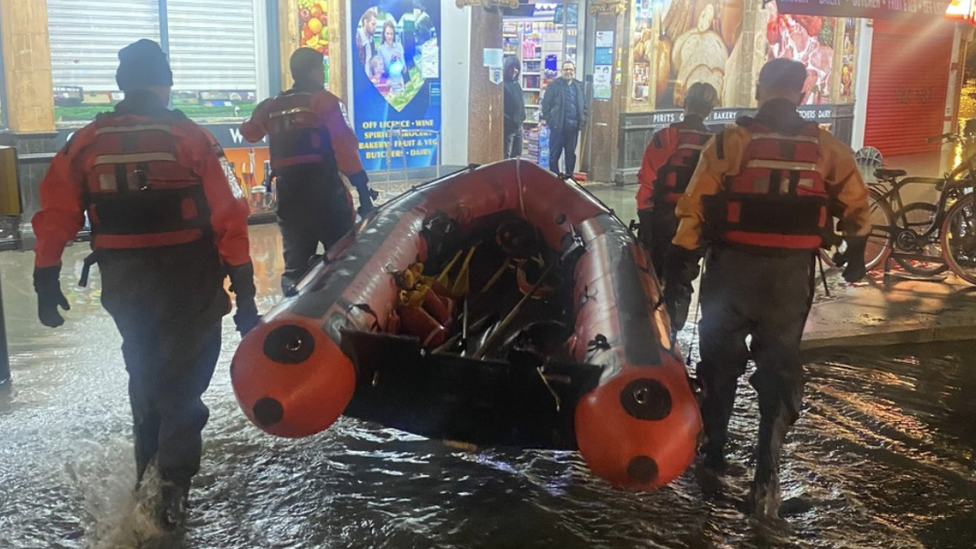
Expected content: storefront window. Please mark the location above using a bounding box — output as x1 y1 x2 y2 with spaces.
47 0 269 127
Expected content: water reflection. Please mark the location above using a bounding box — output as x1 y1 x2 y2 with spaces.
0 224 974 548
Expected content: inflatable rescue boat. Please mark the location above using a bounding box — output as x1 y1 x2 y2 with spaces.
232 160 702 489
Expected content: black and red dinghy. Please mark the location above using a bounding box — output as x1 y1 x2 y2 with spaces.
231 160 702 489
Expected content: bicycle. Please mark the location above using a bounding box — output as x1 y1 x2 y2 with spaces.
823 132 976 283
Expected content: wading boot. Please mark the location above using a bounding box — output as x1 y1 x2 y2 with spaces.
746 407 792 529
156 481 189 532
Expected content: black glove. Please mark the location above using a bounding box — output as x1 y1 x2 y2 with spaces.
840 236 867 283
227 262 260 336
349 171 377 217
662 245 703 334
34 265 70 328
636 208 654 249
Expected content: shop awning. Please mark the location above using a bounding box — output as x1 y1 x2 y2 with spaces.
773 0 949 19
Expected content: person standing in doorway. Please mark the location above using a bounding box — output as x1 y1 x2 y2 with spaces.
32 39 258 531
503 56 526 159
541 60 587 175
242 48 376 293
663 58 869 526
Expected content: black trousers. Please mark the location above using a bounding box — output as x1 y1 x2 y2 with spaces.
504 130 523 159
637 207 679 280
697 247 813 464
98 241 228 491
276 176 355 292
548 126 579 175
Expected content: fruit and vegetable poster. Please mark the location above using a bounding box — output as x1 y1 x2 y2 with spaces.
766 3 843 105
351 0 441 171
299 0 331 89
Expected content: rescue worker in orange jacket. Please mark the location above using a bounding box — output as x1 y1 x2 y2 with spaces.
241 48 375 293
635 82 718 278
31 39 258 531
663 59 870 524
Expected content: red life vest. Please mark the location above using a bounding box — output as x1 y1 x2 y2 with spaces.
84 115 210 251
654 124 712 205
266 91 337 174
706 121 829 251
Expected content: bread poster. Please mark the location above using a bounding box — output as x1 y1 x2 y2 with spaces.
640 0 745 109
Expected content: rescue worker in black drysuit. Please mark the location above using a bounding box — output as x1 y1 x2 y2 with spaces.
32 39 258 531
635 82 718 281
242 48 376 292
663 59 870 524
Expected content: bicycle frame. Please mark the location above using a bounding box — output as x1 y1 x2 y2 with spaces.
869 139 976 260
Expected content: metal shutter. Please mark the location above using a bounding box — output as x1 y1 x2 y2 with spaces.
48 0 161 92
166 0 258 92
863 19 953 157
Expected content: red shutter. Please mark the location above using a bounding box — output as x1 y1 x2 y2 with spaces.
864 19 954 157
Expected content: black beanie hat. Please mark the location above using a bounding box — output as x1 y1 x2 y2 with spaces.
116 39 174 91
290 47 325 81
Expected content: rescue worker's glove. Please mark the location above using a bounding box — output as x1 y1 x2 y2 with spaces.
663 245 703 334
228 262 260 336
34 265 70 328
836 236 868 283
636 208 654 249
349 171 377 217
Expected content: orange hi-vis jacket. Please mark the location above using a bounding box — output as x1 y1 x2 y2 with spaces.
241 85 366 182
672 100 870 253
635 116 712 211
32 92 251 269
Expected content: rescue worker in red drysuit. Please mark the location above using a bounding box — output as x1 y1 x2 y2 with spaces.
31 39 258 531
663 59 870 524
241 48 375 293
635 82 718 281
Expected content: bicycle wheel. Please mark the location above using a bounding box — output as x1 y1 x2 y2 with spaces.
891 202 948 275
941 194 976 284
821 188 893 270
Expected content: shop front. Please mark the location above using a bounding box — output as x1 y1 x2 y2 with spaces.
610 0 863 184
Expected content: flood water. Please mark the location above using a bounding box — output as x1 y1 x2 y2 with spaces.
1 199 975 548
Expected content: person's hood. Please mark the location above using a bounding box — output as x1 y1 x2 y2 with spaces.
504 56 520 81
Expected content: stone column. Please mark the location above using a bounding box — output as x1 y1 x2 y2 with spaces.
0 0 57 246
467 7 504 165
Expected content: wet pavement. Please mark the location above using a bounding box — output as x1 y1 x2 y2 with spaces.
1 186 975 548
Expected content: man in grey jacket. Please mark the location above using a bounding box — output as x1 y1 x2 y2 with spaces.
541 60 587 175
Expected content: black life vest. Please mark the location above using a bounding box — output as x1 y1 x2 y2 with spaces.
653 123 712 206
266 91 338 176
84 113 210 251
704 120 829 251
